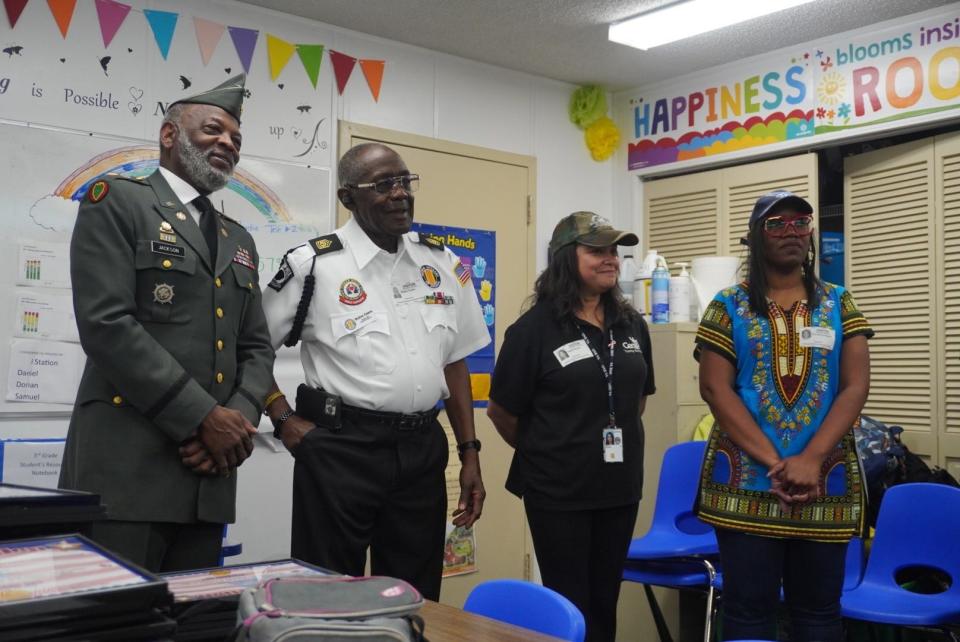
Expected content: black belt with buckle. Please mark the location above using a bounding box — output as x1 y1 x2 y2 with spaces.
296 384 439 432
341 404 441 431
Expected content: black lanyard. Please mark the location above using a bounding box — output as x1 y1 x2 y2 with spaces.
578 326 616 428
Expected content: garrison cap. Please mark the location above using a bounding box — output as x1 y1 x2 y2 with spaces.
548 211 638 258
170 73 246 123
749 190 813 228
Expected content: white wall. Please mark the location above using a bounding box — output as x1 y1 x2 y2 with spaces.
0 0 615 563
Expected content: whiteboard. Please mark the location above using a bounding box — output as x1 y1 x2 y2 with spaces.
0 122 331 416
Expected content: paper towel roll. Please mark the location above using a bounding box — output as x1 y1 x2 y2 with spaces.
691 257 741 318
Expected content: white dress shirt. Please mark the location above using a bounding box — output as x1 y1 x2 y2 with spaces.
262 218 491 413
158 167 202 225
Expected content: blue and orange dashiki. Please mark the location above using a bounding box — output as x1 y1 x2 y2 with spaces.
694 282 874 541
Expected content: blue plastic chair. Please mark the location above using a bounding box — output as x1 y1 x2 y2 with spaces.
622 441 719 642
841 483 960 633
463 579 586 642
843 536 865 592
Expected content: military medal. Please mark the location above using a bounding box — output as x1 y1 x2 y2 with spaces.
338 278 367 305
152 283 175 304
425 292 455 305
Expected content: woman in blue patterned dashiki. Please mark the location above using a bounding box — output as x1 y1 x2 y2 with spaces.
695 190 873 642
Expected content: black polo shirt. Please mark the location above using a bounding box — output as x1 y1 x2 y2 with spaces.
490 300 655 510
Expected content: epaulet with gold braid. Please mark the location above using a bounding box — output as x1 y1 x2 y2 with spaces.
310 234 343 255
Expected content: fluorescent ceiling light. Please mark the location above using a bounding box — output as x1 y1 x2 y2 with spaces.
609 0 818 50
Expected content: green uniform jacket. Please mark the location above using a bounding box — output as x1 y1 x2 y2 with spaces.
59 170 275 524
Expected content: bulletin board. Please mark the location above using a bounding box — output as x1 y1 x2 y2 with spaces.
0 122 330 416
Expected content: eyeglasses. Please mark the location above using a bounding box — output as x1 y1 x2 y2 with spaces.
762 214 814 237
348 174 420 194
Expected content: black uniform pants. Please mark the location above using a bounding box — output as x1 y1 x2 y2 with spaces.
525 500 639 642
291 416 449 601
90 520 223 573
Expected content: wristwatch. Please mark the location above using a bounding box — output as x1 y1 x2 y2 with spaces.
272 409 295 440
457 439 482 460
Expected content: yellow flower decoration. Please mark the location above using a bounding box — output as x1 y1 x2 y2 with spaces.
584 116 620 162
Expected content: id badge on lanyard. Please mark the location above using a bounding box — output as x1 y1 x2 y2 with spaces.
578 327 623 463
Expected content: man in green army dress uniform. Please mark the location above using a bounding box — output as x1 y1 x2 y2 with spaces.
59 75 275 572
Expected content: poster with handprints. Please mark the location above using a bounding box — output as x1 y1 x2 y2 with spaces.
411 222 495 407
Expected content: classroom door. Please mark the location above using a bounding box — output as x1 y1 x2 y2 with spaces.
339 122 537 608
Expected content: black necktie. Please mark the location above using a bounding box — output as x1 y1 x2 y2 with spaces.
194 195 218 263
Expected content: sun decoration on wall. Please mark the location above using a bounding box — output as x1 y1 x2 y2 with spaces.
817 71 846 108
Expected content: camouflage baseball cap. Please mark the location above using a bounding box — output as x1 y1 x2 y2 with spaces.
548 211 639 257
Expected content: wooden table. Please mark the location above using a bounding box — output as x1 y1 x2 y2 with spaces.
420 600 564 641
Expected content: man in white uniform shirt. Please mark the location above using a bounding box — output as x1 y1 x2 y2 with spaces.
261 143 489 600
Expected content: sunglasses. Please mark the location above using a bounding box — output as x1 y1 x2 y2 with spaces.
762 214 814 237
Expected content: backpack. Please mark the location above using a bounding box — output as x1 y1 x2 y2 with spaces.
233 576 427 641
854 415 960 527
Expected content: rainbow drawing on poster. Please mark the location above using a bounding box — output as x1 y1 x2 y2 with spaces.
54 145 291 222
628 109 815 170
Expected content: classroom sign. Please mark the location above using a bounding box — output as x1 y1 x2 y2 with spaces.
625 6 960 171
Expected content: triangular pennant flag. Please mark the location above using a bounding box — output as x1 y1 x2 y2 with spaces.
193 17 224 66
266 34 296 81
94 0 131 48
296 44 324 89
47 0 77 38
359 59 385 102
329 50 357 95
3 0 28 29
227 26 258 74
144 9 178 60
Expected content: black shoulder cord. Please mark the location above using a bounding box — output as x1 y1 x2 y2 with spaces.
284 254 318 347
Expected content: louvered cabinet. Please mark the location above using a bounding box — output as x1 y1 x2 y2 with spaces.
845 134 960 479
644 153 818 273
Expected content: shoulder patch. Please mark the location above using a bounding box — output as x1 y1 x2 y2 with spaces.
310 234 343 255
268 255 294 292
87 180 109 203
418 233 444 251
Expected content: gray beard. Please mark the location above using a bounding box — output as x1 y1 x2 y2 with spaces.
175 134 232 193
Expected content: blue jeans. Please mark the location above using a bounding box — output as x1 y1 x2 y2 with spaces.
716 528 846 642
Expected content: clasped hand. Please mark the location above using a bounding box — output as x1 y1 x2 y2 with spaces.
179 406 258 476
767 452 822 514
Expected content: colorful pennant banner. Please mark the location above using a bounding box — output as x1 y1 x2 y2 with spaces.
359 59 385 102
329 50 356 95
3 2 386 100
266 33 296 81
94 0 131 48
3 0 28 29
297 44 324 88
47 0 77 38
144 9 178 59
193 16 225 66
228 25 259 74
